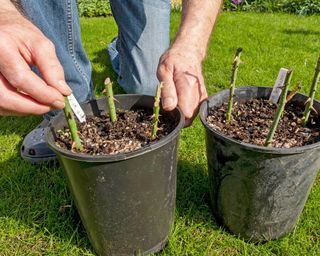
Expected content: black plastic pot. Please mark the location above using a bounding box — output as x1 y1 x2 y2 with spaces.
200 86 320 242
46 95 184 255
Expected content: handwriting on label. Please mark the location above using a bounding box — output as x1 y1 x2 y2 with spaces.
269 68 289 104
67 94 86 123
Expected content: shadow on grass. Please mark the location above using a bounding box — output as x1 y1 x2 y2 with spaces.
176 159 219 228
282 28 320 36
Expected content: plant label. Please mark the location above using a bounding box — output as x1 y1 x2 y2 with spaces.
269 68 289 104
67 94 86 123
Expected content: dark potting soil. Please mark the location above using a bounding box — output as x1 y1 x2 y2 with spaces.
55 109 178 155
207 99 320 148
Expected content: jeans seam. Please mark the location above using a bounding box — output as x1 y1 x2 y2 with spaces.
66 0 90 91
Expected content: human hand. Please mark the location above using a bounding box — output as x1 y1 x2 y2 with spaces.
0 8 71 116
157 47 207 126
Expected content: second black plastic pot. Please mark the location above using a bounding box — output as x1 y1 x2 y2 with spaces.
200 86 320 242
46 95 184 255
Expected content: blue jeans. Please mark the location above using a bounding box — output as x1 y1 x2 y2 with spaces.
20 0 171 118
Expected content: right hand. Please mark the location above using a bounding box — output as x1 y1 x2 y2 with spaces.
0 9 72 116
157 46 207 127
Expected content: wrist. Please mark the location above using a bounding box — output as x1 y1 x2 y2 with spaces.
170 40 205 64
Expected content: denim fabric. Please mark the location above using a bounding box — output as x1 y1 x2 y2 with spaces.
20 0 93 119
109 0 171 95
107 38 120 75
20 0 170 118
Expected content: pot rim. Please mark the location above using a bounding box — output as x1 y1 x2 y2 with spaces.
200 86 320 155
46 94 185 162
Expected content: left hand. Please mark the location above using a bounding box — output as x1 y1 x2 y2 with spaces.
157 47 207 127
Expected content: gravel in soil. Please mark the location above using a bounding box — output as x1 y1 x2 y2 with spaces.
55 109 178 155
207 99 320 148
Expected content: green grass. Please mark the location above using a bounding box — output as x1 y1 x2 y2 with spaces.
1 12 320 255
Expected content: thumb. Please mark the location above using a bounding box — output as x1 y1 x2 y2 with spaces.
157 65 178 111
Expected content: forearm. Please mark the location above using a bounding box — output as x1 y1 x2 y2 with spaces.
172 0 223 62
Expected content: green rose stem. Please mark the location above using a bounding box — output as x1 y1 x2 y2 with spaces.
63 97 83 151
104 78 117 123
226 48 243 124
286 81 302 103
302 55 320 126
264 69 293 147
151 82 163 141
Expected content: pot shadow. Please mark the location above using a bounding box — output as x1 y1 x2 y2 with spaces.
0 146 239 253
175 159 220 229
0 147 225 252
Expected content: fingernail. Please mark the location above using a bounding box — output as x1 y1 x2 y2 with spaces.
58 80 72 95
52 100 65 109
163 97 174 109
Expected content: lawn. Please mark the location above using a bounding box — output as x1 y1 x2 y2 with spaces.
1 12 320 255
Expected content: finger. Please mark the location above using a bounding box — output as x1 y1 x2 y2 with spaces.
0 74 51 116
0 46 66 109
157 64 178 111
174 72 200 120
30 39 72 96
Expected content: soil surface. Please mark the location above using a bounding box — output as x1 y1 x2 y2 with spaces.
207 99 320 148
55 109 178 155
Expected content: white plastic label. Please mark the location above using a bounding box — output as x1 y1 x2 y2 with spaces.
269 68 289 104
67 94 86 123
